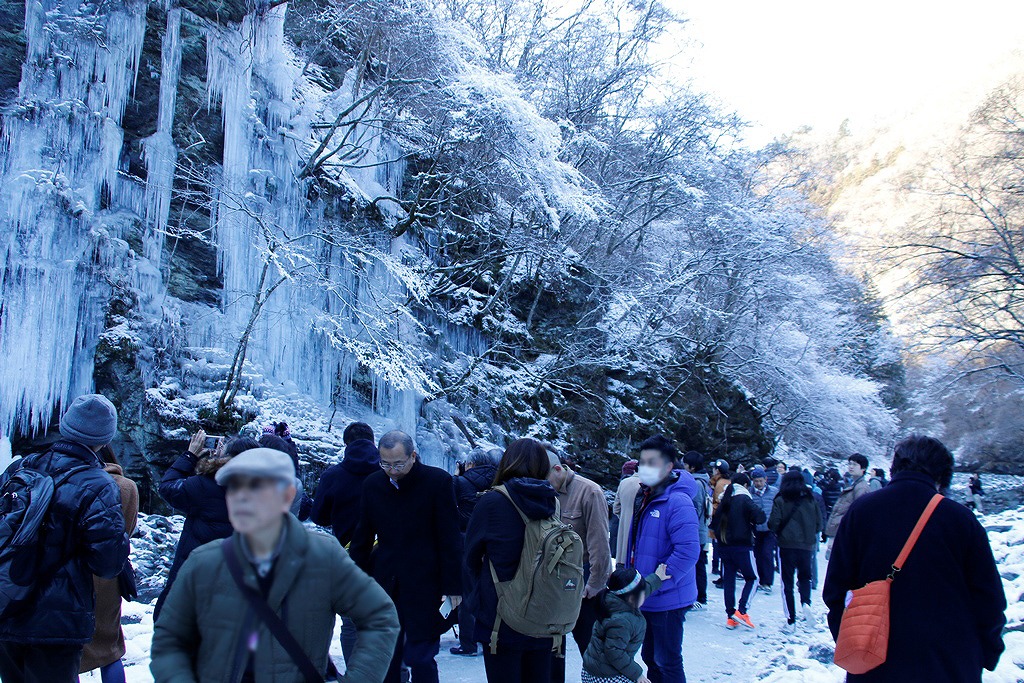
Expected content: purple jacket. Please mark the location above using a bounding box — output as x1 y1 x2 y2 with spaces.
625 470 701 612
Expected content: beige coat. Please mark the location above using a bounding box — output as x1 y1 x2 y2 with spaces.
613 474 642 566
555 470 612 596
81 464 139 672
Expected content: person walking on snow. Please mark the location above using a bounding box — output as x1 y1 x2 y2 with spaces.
681 451 711 610
769 470 821 633
824 454 874 559
749 467 778 595
581 565 671 683
0 394 130 683
710 473 766 630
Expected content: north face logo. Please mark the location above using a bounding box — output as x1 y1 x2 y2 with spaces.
564 578 578 591
650 510 660 518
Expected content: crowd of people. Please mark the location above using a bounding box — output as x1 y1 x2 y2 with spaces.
0 392 1009 683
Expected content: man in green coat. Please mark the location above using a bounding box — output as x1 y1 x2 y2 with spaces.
151 447 400 683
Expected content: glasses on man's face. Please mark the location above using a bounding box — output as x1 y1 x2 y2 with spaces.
380 457 411 472
225 477 276 493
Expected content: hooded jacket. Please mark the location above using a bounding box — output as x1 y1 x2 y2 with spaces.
150 514 400 683
155 451 233 620
823 472 1006 682
582 573 663 681
464 477 558 650
709 485 766 548
310 439 379 546
624 471 700 612
0 441 129 645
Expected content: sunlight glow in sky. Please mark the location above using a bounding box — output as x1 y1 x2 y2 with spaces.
663 0 1024 144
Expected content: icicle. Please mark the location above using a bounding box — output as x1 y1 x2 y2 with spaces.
142 8 182 264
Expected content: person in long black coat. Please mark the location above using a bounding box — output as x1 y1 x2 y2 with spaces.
349 430 462 683
152 432 258 621
823 435 1006 682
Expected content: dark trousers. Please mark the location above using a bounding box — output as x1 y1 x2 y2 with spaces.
551 595 598 682
753 530 777 587
483 648 552 683
711 538 721 574
694 548 708 604
457 603 477 651
640 608 687 683
384 628 439 683
340 617 358 662
779 547 813 623
721 545 757 616
0 642 83 683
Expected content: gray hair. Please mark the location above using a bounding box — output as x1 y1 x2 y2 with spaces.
379 430 415 457
467 447 500 468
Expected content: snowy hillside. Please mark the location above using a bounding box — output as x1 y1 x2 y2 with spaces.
88 506 1024 683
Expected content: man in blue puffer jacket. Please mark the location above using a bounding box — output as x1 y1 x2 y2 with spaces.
624 435 700 683
0 394 129 683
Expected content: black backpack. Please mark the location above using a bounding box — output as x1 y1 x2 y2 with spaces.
0 458 90 616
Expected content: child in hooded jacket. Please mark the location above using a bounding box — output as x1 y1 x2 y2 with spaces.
582 564 671 683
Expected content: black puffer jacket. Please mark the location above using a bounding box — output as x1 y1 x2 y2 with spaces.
0 441 129 644
310 439 380 546
454 464 497 531
709 487 766 548
154 452 232 620
464 477 558 650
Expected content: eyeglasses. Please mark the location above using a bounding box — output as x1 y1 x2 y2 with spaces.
225 477 277 493
380 457 412 472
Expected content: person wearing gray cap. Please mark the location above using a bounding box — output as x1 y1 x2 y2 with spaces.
0 393 130 683
151 448 400 683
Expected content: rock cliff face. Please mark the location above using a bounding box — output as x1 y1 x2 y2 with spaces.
0 0 778 508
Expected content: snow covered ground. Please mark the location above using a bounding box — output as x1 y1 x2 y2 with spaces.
85 506 1024 682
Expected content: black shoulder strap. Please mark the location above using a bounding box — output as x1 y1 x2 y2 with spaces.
222 537 325 683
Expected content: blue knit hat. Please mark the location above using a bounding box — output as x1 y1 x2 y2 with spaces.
59 394 118 446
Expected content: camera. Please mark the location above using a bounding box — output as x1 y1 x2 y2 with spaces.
204 435 224 451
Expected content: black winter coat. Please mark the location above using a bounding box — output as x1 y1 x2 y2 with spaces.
821 480 842 515
154 452 233 619
768 492 822 550
709 488 765 547
350 460 463 641
310 439 379 546
823 472 1006 682
0 441 129 644
464 477 557 651
454 464 497 532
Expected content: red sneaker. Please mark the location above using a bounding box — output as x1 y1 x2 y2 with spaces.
726 616 739 629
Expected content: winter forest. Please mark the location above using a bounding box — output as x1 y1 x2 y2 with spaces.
3 0 1024 681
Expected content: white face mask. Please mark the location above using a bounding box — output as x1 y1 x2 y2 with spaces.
638 464 666 487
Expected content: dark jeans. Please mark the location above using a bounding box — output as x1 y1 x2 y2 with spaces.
640 607 687 683
711 538 721 574
779 547 813 623
482 648 552 683
384 629 439 683
753 530 777 587
721 545 757 616
551 595 598 682
695 548 708 604
457 603 477 651
0 642 83 683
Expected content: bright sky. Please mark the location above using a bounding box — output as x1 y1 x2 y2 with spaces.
662 0 1024 145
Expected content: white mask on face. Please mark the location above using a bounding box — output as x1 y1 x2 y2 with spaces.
638 464 665 487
